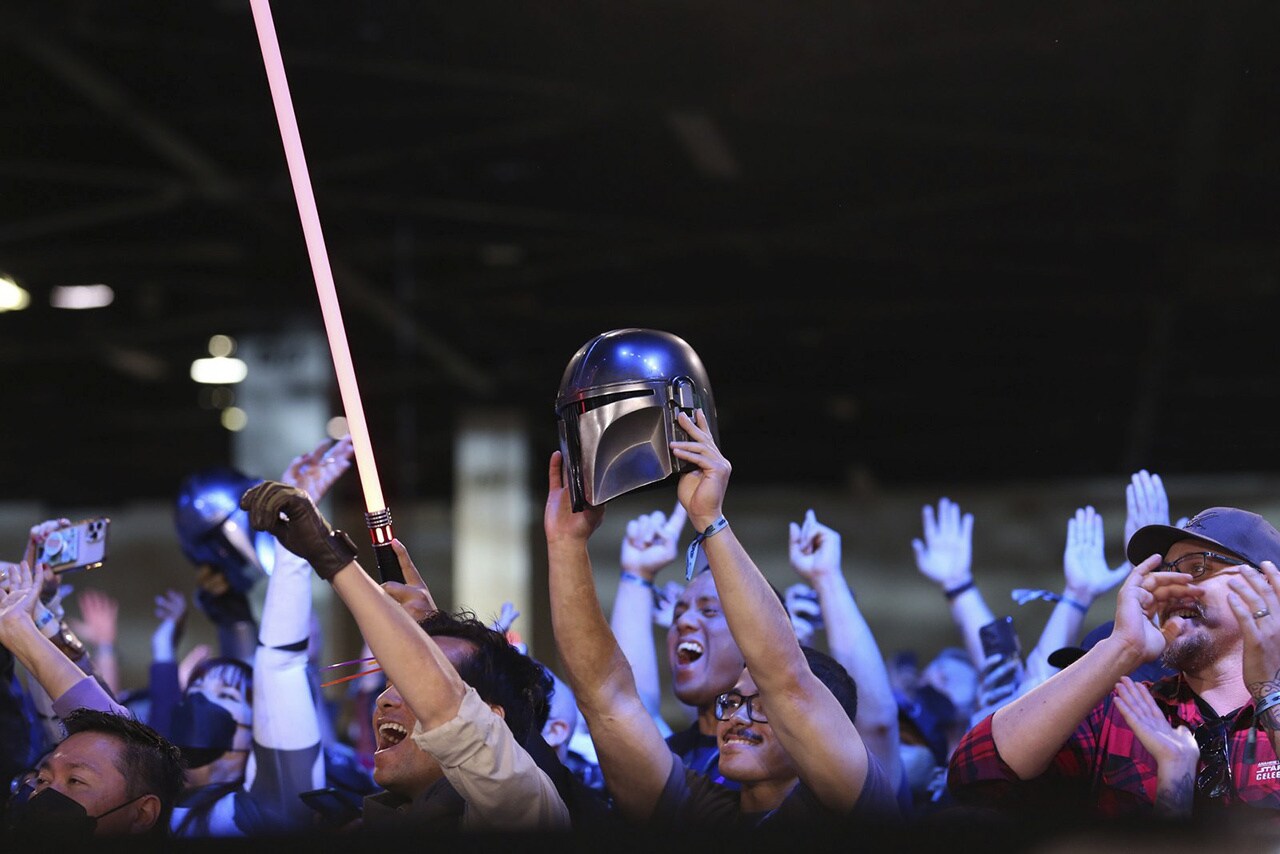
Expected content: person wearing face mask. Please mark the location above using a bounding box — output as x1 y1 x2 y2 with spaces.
0 438 353 837
5 707 184 840
162 437 355 836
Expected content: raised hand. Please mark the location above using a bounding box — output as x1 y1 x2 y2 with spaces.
492 600 520 635
155 588 187 625
69 588 119 648
1124 470 1170 544
670 409 730 530
280 434 355 503
240 481 358 581
22 518 71 570
1119 470 1172 572
380 539 437 621
544 451 605 547
911 497 974 589
151 589 188 661
620 503 687 582
789 509 841 584
1063 506 1127 603
0 560 41 640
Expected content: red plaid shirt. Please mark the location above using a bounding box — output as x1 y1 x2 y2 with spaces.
947 674 1280 820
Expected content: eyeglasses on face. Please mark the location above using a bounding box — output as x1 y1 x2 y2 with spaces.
1159 551 1258 580
714 691 768 724
1194 723 1232 799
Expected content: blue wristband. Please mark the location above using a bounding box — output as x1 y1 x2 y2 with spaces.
1062 596 1090 615
685 517 729 580
620 571 655 590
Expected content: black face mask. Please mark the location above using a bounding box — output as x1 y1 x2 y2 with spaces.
170 692 240 768
5 785 140 839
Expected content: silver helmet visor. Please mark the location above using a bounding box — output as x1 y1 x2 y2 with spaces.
560 389 675 511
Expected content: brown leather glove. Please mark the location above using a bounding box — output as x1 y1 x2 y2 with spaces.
240 480 358 582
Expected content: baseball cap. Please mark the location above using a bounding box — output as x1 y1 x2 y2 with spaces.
1125 506 1280 569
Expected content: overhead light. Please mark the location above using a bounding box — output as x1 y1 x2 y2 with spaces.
51 284 114 310
191 356 248 384
191 334 248 384
0 275 31 312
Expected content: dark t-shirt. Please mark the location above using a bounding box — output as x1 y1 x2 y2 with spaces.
665 722 739 790
652 749 900 829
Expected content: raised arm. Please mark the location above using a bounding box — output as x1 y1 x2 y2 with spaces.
247 436 353 826
544 450 676 821
609 502 688 736
911 498 993 669
788 508 902 793
241 481 481 738
673 410 870 811
68 588 120 697
0 561 124 716
1020 506 1119 686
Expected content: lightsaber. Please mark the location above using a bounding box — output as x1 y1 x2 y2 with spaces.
248 0 403 584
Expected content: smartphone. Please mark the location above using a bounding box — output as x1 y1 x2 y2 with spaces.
37 517 110 574
979 615 1021 661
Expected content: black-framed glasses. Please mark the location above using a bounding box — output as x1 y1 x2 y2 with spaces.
714 691 768 724
1160 551 1258 580
1194 722 1232 799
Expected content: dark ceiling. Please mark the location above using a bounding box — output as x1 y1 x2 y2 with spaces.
3 1 1280 509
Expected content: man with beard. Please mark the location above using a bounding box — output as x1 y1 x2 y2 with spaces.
948 507 1280 821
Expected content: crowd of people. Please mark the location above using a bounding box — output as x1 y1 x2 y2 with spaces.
4 330 1280 849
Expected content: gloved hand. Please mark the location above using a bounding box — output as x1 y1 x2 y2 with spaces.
240 480 358 581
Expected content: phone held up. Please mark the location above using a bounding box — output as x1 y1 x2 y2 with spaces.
38 517 110 574
978 615 1021 661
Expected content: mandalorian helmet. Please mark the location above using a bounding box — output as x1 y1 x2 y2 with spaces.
555 328 718 512
174 466 274 592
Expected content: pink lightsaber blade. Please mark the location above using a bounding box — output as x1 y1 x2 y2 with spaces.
248 0 401 583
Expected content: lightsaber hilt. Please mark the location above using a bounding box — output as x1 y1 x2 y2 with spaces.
364 507 403 584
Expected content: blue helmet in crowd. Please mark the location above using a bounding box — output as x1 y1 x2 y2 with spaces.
173 466 273 593
555 328 718 512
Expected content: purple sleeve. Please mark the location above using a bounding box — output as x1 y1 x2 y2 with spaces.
51 675 129 718
147 661 181 738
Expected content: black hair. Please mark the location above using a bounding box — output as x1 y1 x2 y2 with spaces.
418 609 553 743
185 655 253 705
61 708 186 836
801 646 858 725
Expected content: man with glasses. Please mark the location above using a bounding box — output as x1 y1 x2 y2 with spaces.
544 409 900 829
948 506 1280 820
